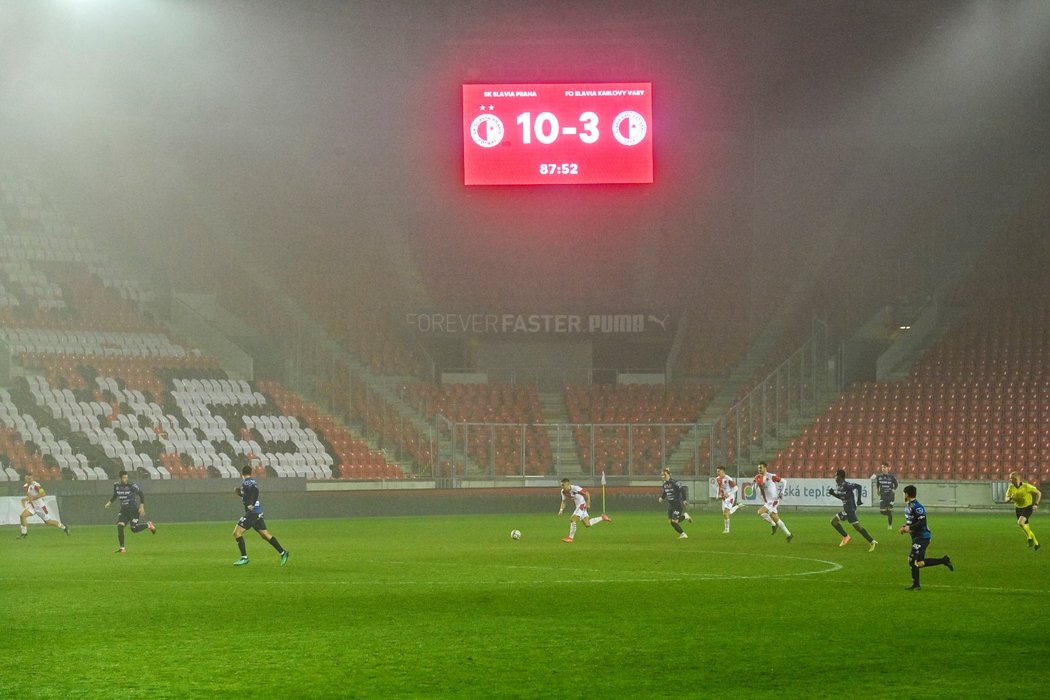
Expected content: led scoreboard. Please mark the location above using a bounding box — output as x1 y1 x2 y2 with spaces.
462 82 653 185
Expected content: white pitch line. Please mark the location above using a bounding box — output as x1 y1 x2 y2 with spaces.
4 552 1045 593
2 575 1047 594
375 549 845 580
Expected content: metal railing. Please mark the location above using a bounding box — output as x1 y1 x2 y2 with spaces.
710 320 836 472
435 416 715 483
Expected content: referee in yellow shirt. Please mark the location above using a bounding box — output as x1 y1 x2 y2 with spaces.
1004 471 1042 551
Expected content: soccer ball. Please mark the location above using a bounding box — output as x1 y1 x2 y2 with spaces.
510 529 522 540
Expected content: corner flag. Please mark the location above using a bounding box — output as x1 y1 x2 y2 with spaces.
601 470 606 514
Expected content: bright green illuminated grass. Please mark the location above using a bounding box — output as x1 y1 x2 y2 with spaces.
3 512 1047 698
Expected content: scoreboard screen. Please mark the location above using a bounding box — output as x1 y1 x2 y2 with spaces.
462 82 653 185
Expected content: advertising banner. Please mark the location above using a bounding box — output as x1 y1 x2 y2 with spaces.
1 496 62 526
710 477 872 508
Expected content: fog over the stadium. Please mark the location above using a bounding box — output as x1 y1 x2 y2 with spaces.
1 0 1048 318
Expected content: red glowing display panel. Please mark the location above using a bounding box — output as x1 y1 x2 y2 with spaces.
462 82 653 185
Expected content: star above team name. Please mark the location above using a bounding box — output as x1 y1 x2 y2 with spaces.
479 104 495 111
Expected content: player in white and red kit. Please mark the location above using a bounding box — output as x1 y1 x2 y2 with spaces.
18 472 69 538
558 479 611 542
715 465 741 534
753 462 792 542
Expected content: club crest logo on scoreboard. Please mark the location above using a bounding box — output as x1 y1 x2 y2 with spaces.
611 111 647 146
470 114 505 148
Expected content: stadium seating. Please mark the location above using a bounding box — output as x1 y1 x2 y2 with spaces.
402 381 552 475
0 186 401 482
258 380 403 479
565 383 710 475
772 304 1049 482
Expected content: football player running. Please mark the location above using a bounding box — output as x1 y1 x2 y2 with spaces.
715 465 741 534
753 462 792 542
18 472 69 538
558 479 611 543
659 469 691 539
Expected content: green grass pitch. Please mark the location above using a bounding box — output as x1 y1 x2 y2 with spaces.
3 511 1047 698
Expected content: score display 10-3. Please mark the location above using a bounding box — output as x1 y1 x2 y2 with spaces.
462 82 653 186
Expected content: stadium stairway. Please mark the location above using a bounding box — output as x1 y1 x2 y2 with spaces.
376 376 479 479
152 245 435 477
664 316 822 476
736 298 979 473
668 201 998 476
538 390 582 476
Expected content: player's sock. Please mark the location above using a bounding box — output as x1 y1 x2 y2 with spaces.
856 526 874 543
832 521 848 537
723 518 730 532
131 521 149 533
910 564 921 587
568 522 578 539
268 536 284 553
117 525 126 548
671 522 684 534
926 556 948 568
236 536 247 557
777 520 791 536
887 513 893 527
760 512 774 525
20 526 27 536
1022 523 1037 543
588 516 602 526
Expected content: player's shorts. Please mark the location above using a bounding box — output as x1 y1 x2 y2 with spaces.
879 494 894 509
909 537 930 564
571 505 589 519
23 499 51 520
721 497 736 512
116 506 139 525
836 508 860 524
759 500 780 515
667 504 685 521
238 511 268 531
1015 506 1034 521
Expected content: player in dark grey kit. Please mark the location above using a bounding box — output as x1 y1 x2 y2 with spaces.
828 469 878 551
900 484 953 590
233 465 289 567
659 468 691 539
104 469 156 553
873 462 899 529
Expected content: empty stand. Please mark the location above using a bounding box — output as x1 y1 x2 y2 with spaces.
772 304 1050 482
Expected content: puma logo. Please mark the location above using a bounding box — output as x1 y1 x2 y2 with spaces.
647 314 670 331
